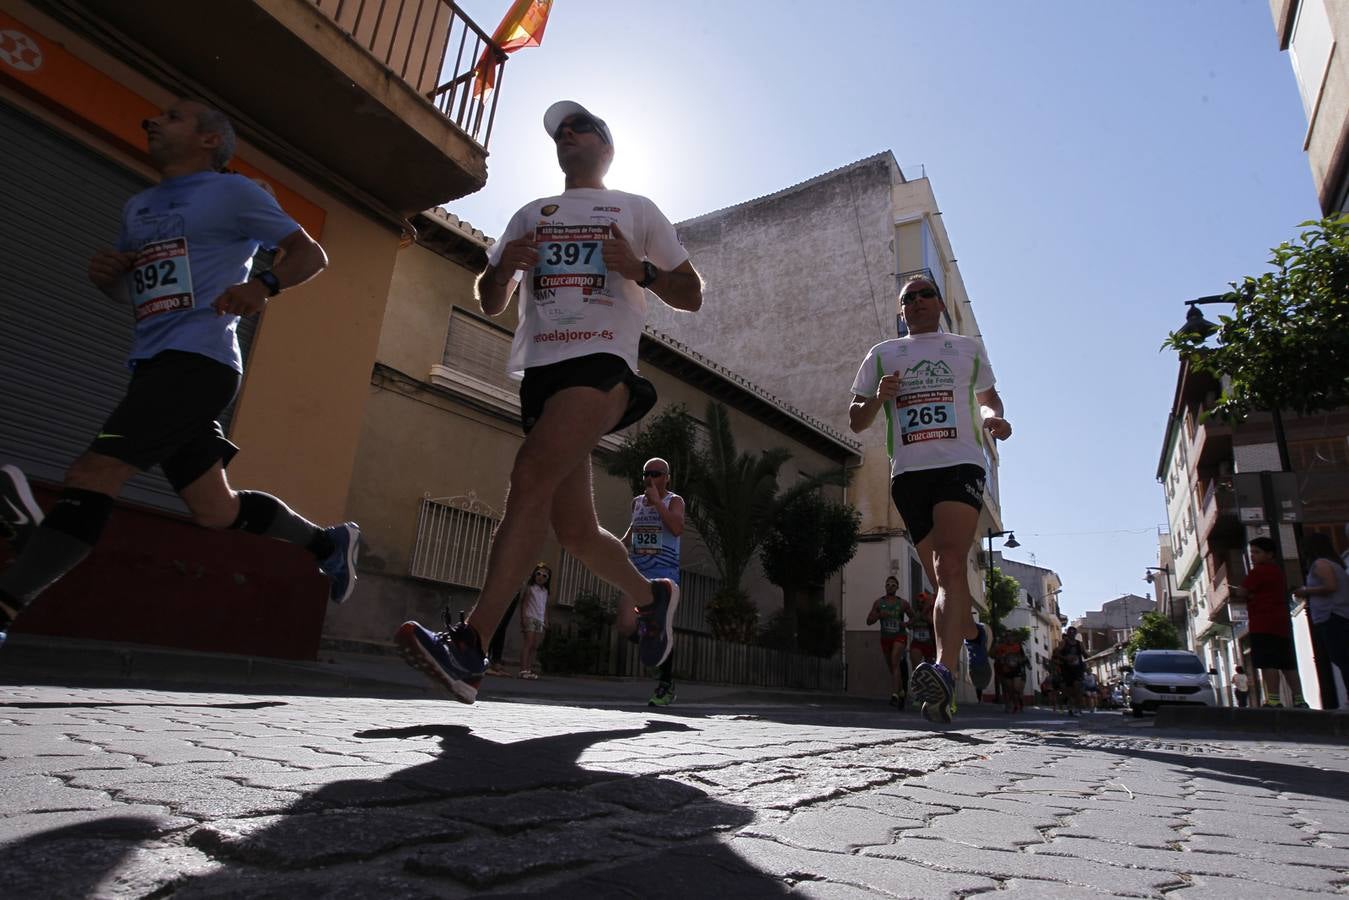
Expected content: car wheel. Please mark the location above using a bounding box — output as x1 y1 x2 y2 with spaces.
1131 705 1144 718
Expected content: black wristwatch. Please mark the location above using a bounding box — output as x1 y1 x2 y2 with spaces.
251 270 282 297
637 260 659 288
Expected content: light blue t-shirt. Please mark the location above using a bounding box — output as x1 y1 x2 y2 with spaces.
117 171 301 373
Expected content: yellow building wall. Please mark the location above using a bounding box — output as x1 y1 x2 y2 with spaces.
228 196 398 525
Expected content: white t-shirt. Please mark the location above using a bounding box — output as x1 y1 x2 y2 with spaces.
487 188 690 378
522 584 548 623
850 331 996 477
1233 672 1248 691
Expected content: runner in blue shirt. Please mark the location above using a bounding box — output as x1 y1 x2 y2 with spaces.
0 99 359 645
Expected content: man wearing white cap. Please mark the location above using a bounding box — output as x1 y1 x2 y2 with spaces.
397 100 703 703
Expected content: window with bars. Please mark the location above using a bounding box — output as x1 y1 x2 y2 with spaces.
408 493 500 588
553 550 620 610
443 308 514 393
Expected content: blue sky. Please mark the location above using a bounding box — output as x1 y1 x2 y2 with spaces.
448 0 1322 620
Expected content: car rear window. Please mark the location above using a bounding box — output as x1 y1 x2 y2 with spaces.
1134 654 1205 674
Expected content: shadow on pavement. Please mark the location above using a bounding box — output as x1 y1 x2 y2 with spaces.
1 717 787 897
1040 734 1349 803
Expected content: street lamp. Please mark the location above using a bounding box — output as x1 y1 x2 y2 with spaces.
1172 295 1303 573
984 529 1019 703
984 528 1019 623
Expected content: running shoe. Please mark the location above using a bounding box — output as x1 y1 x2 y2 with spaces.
648 681 676 707
922 698 954 724
0 464 43 552
889 693 900 707
318 522 360 604
636 578 680 668
1262 699 1284 708
395 611 488 704
1293 698 1310 709
913 661 955 723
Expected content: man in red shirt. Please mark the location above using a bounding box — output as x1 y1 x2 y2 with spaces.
1237 537 1308 707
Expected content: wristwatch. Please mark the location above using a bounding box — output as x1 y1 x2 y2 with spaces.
251 270 282 297
637 260 659 288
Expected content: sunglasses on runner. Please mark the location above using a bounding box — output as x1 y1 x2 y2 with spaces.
643 470 667 479
900 287 939 304
553 116 608 142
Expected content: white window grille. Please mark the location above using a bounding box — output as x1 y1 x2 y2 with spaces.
554 549 621 609
409 492 500 588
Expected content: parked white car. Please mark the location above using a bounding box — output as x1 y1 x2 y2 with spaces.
1122 650 1218 717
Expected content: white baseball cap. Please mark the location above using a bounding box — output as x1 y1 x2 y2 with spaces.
543 100 612 146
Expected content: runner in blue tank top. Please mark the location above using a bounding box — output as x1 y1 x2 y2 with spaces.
622 457 684 706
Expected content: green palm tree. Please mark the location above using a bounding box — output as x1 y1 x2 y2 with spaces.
685 401 790 641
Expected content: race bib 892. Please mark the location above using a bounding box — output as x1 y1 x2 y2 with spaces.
130 237 194 321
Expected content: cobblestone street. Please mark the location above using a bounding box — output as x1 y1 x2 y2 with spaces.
3 684 1348 898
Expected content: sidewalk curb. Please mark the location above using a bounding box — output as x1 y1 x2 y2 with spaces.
1155 704 1349 738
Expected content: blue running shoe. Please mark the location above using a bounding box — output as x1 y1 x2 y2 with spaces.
912 661 955 708
964 622 991 669
636 578 680 668
318 522 360 604
395 612 487 704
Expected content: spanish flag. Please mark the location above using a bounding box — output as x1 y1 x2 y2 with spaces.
473 0 553 97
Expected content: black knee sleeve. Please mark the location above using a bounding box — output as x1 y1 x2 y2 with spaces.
43 488 115 545
230 490 280 535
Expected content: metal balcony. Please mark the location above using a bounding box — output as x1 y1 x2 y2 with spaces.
44 0 501 214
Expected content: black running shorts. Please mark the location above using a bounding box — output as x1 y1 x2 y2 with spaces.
518 353 656 435
889 463 986 545
90 350 241 490
1250 631 1296 670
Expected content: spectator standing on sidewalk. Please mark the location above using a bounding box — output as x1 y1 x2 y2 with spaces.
517 564 551 680
1236 536 1308 708
1294 533 1349 709
1232 666 1249 708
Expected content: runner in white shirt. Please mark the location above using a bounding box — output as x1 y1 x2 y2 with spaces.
396 101 703 703
849 276 1012 723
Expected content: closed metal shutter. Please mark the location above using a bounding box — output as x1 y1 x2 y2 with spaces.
0 102 256 513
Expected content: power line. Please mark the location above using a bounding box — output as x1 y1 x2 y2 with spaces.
1021 527 1159 538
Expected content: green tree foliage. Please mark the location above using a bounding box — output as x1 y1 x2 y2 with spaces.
1164 215 1349 421
759 595 843 658
684 401 791 592
539 591 615 675
706 587 759 643
759 486 860 651
1000 626 1031 645
604 403 698 494
1126 611 1183 660
985 567 1022 636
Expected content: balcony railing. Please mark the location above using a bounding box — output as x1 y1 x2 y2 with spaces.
315 0 506 147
